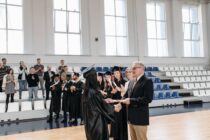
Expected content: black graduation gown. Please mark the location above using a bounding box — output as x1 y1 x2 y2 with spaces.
50 81 62 114
62 81 70 112
111 79 128 140
82 89 115 140
70 80 84 119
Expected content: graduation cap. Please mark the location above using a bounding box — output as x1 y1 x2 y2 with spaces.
97 72 104 77
112 66 123 72
105 71 112 76
82 65 97 79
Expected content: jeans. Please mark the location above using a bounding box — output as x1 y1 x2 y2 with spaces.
19 80 27 98
28 86 38 100
38 76 45 96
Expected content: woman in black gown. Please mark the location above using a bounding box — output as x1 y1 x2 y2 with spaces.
82 67 122 140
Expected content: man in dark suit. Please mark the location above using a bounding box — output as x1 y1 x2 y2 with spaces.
44 65 55 100
121 61 154 140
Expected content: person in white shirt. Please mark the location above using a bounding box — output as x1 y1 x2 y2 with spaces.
18 61 28 99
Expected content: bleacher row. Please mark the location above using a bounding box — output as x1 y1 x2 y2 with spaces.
0 100 50 113
159 66 205 71
154 91 179 100
166 70 210 77
193 90 210 97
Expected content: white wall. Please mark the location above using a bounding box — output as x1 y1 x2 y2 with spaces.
1 0 210 67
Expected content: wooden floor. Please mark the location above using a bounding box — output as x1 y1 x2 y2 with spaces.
1 110 210 140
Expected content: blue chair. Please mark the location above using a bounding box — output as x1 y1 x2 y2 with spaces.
103 67 110 72
163 84 170 90
165 91 171 98
158 92 164 99
153 92 159 100
155 84 162 91
96 67 102 72
152 67 159 71
171 91 179 98
145 72 153 77
145 67 152 71
154 78 161 83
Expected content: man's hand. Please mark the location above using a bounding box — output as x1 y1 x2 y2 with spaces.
120 98 130 105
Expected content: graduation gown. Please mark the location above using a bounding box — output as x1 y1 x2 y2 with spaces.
62 81 70 112
82 88 115 140
111 79 128 140
70 80 84 118
50 81 62 114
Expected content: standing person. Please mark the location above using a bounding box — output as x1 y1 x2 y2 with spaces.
110 66 128 140
121 62 154 140
2 58 10 70
44 65 55 100
27 67 39 101
82 67 122 140
121 67 134 97
18 61 28 99
69 72 84 125
34 58 45 96
0 62 7 92
57 59 65 74
61 72 69 123
2 68 16 111
47 74 62 123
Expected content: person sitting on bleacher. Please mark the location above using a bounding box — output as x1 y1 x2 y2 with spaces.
47 74 62 123
2 68 16 111
27 67 39 101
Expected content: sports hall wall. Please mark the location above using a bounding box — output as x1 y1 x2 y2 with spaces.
1 0 210 66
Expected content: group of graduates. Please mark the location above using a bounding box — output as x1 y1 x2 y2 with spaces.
47 71 84 125
48 65 130 139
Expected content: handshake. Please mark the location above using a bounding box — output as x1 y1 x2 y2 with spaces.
105 98 130 105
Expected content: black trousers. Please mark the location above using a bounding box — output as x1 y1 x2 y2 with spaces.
0 80 3 92
6 94 14 104
45 83 50 100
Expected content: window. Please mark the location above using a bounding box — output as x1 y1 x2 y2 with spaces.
53 0 81 55
104 0 128 56
0 0 23 54
182 6 202 57
146 1 168 57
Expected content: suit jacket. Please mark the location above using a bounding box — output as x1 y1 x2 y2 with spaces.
124 75 154 125
43 71 55 84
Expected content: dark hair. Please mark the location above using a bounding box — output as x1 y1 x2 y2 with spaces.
84 72 99 96
98 74 105 90
7 68 13 74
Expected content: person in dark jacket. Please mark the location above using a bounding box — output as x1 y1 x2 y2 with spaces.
27 67 39 101
44 65 55 100
121 61 154 140
82 67 122 140
47 74 62 123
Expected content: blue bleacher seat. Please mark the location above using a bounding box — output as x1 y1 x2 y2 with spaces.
165 91 171 98
154 78 161 83
163 84 170 90
158 92 164 99
145 71 153 77
145 67 152 71
171 91 179 98
154 83 162 91
96 67 102 72
102 67 110 72
152 67 159 71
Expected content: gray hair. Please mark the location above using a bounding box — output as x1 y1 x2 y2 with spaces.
132 61 145 68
